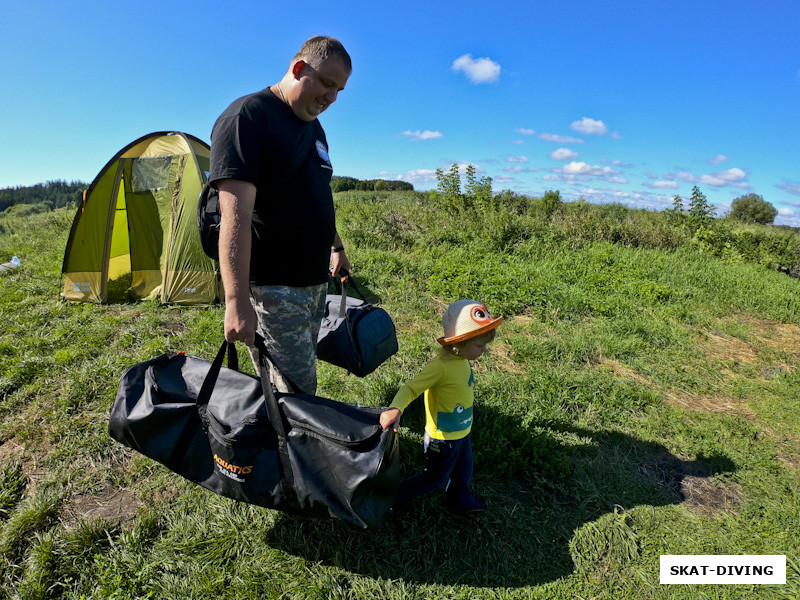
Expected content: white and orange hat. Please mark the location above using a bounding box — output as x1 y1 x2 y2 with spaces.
437 299 503 346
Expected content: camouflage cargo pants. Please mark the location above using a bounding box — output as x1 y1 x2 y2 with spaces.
249 283 327 395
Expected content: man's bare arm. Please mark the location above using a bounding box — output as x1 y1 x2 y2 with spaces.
218 179 258 346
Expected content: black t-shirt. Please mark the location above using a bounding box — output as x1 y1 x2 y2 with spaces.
209 89 336 286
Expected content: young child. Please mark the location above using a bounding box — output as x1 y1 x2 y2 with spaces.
380 299 502 513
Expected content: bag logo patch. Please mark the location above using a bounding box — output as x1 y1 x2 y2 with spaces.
214 454 253 482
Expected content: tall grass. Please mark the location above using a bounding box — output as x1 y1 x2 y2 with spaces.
1 194 798 598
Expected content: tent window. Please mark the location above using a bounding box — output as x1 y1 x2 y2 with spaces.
131 157 173 192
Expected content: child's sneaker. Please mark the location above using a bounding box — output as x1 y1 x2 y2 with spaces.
446 495 486 513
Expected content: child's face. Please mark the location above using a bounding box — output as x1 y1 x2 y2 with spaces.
457 335 492 360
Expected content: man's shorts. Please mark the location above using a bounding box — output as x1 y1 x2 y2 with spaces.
249 283 327 394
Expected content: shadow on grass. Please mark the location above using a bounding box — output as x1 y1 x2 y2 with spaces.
264 403 736 588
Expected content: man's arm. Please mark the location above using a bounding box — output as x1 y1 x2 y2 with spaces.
218 179 258 346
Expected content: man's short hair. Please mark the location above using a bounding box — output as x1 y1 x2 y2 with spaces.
294 36 352 73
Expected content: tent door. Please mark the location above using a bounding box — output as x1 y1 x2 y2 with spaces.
100 160 133 302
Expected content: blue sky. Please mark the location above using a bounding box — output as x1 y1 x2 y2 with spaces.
2 1 799 224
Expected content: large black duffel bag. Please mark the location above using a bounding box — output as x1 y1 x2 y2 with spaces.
317 273 398 377
109 337 400 529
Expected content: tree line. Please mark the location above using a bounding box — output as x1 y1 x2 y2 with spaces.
1 177 413 215
330 176 414 192
0 180 86 214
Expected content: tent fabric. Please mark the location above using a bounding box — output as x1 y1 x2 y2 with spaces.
62 132 220 305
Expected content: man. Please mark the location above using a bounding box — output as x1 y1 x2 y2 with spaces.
209 36 352 394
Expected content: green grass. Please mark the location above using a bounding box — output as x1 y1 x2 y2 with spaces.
1 195 799 599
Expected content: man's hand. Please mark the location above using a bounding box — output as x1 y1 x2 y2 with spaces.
330 231 351 277
224 295 258 346
330 248 351 277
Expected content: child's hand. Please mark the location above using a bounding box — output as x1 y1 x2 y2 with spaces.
380 408 402 432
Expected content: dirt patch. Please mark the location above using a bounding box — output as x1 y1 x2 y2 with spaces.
0 439 25 464
490 341 526 374
663 389 755 418
64 486 141 527
725 316 800 356
599 357 755 416
599 357 651 387
636 450 743 518
681 476 744 518
699 330 759 365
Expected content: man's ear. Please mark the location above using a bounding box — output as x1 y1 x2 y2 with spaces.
292 60 306 79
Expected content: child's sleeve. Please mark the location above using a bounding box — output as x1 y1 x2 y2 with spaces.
389 358 443 412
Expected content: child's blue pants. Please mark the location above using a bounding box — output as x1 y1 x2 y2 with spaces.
394 433 476 509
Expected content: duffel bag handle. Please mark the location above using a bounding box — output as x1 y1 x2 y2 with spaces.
331 268 369 302
196 336 297 502
196 334 283 411
331 268 373 318
196 339 237 409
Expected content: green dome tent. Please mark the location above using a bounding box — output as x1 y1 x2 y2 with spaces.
61 131 220 304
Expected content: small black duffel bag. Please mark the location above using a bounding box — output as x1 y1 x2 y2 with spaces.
109 337 400 528
317 273 398 377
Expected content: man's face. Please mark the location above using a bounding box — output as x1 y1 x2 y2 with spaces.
290 57 350 122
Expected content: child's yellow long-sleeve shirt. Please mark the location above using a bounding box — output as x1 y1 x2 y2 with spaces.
389 352 474 441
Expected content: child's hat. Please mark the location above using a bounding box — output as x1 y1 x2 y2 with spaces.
437 299 503 346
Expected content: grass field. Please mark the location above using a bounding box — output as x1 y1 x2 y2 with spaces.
0 192 798 599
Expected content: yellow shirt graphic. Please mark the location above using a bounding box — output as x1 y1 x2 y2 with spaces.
389 352 474 440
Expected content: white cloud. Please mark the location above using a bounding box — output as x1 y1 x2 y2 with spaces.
550 148 579 161
672 172 697 182
515 128 536 135
707 154 729 165
663 167 748 189
700 168 746 186
570 117 609 136
507 156 528 163
779 183 800 196
504 165 540 174
401 169 438 184
539 132 585 144
560 161 617 176
651 180 680 189
719 167 746 181
452 54 501 84
402 130 443 141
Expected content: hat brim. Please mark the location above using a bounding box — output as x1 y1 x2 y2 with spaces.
437 316 503 346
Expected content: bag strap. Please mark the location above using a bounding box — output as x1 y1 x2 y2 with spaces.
196 340 235 409
330 268 369 308
252 335 296 503
195 336 296 502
